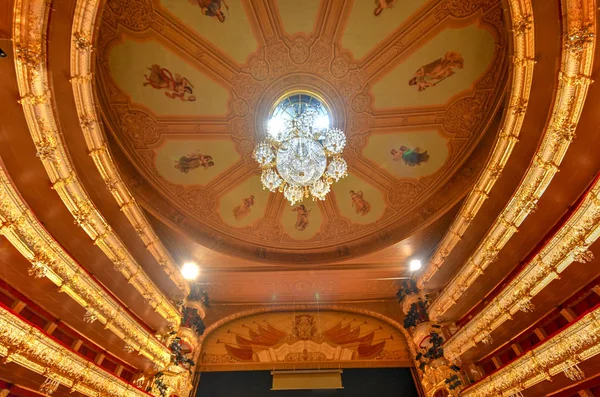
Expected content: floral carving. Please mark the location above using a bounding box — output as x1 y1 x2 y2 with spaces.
288 37 310 64
351 93 371 113
248 56 269 81
182 188 216 216
231 97 249 117
389 182 423 210
331 53 352 78
322 218 352 240
104 0 153 31
253 218 283 241
442 0 495 17
442 92 489 136
113 105 163 148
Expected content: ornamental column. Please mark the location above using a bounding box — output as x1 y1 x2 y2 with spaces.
397 280 466 396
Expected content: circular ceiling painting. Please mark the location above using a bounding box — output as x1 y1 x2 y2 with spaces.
96 0 508 263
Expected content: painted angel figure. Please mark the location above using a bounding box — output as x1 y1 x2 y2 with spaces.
189 0 229 22
391 146 430 167
143 64 196 101
292 204 311 231
350 190 371 216
174 151 214 173
374 0 397 16
408 51 464 91
233 195 255 221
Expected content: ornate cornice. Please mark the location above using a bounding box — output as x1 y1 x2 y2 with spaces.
444 176 600 360
0 306 151 397
428 0 596 320
70 0 189 299
0 163 171 367
417 0 536 290
11 0 181 326
462 307 600 397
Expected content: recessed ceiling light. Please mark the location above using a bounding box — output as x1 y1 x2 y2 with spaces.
181 262 200 280
409 259 422 271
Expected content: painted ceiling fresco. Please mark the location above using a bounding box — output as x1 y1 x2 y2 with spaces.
199 310 411 371
96 0 508 263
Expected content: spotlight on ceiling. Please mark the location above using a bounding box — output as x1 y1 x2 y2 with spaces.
181 262 200 280
409 259 422 271
0 48 7 58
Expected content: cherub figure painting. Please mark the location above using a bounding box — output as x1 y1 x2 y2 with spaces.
292 204 311 231
391 146 430 167
144 65 196 101
188 0 229 22
374 0 397 16
350 190 371 216
233 195 255 221
174 151 214 173
409 51 464 91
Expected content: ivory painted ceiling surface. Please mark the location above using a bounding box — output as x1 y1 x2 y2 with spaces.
96 0 508 264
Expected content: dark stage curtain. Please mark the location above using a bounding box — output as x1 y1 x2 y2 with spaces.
196 368 419 397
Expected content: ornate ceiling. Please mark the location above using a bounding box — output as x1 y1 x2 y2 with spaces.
95 0 508 263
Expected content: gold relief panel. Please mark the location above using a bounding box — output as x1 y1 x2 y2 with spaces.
199 309 412 371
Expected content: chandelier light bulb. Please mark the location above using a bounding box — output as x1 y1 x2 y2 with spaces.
409 259 422 271
261 168 283 192
181 262 200 280
253 142 275 167
255 92 347 204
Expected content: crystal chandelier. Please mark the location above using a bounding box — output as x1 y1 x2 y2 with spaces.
254 93 347 205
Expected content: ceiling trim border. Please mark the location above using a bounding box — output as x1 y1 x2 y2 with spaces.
418 0 536 290
11 0 181 327
428 0 596 321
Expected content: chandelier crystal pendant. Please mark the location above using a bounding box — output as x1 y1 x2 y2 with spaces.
254 92 347 205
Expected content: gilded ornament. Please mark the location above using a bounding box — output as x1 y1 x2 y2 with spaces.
18 92 49 105
565 24 595 54
14 43 42 69
73 31 93 52
512 14 533 36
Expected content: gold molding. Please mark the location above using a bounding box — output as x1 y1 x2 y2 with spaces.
444 176 600 361
11 0 181 327
462 307 600 397
0 306 151 397
417 0 536 290
0 163 171 367
427 0 596 321
70 0 189 298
